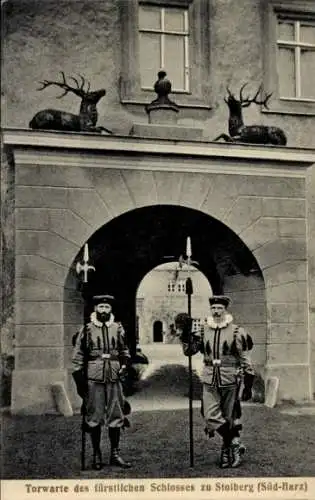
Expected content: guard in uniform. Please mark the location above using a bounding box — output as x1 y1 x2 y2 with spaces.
175 295 254 468
72 295 131 469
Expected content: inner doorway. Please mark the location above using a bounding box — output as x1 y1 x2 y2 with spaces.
153 320 163 342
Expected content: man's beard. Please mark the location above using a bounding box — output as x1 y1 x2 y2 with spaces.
96 311 111 323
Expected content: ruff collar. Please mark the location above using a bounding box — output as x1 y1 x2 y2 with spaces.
91 312 115 328
206 313 233 329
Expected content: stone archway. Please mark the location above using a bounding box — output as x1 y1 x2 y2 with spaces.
10 152 312 412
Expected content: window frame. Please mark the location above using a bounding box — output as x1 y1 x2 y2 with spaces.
138 5 190 92
263 0 315 116
120 0 212 112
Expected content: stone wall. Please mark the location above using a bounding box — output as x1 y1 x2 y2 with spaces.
6 135 313 412
307 165 315 399
0 146 15 406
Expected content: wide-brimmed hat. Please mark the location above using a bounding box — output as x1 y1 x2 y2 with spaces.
209 295 231 308
92 294 115 306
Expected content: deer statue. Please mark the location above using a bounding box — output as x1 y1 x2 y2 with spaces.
214 83 287 145
29 72 112 133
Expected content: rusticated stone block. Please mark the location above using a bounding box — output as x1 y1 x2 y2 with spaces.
15 347 64 370
263 261 307 287
15 324 63 347
16 164 93 188
240 217 278 252
262 198 305 218
230 303 267 325
154 171 185 205
15 301 63 325
278 218 306 238
48 209 91 247
178 172 212 209
16 208 49 230
266 343 308 365
16 230 78 268
67 188 112 229
240 176 305 199
91 168 135 217
254 238 306 270
16 277 63 301
16 186 67 208
269 303 307 324
224 196 263 234
267 323 307 344
16 255 67 286
121 170 158 207
266 281 307 303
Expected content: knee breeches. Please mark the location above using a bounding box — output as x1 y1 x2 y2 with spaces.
86 380 126 428
203 383 238 433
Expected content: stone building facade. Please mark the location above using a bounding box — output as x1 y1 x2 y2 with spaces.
1 0 315 413
136 263 212 345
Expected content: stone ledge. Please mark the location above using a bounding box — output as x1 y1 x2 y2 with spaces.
3 128 315 165
130 123 203 141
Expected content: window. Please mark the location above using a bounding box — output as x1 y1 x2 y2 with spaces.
177 280 186 293
167 280 176 292
264 0 315 115
277 18 315 100
120 0 211 115
139 5 190 92
192 318 202 333
167 279 185 293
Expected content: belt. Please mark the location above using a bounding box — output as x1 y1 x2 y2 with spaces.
89 354 120 361
204 359 239 368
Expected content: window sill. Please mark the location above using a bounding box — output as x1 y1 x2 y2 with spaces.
120 96 212 111
262 99 315 116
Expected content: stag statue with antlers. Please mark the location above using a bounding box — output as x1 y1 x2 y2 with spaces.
29 72 112 134
214 84 287 146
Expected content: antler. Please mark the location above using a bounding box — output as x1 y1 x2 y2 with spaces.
37 72 91 98
239 83 272 109
224 86 234 104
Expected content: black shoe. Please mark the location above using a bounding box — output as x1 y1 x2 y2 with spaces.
220 446 230 469
230 439 242 468
239 441 246 455
110 449 131 468
92 449 103 470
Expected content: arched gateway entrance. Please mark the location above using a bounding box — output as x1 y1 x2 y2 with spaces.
7 135 312 412
64 205 267 407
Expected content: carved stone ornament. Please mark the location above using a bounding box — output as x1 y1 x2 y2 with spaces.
146 71 179 115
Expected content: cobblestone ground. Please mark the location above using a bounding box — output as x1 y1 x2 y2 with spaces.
2 404 315 479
